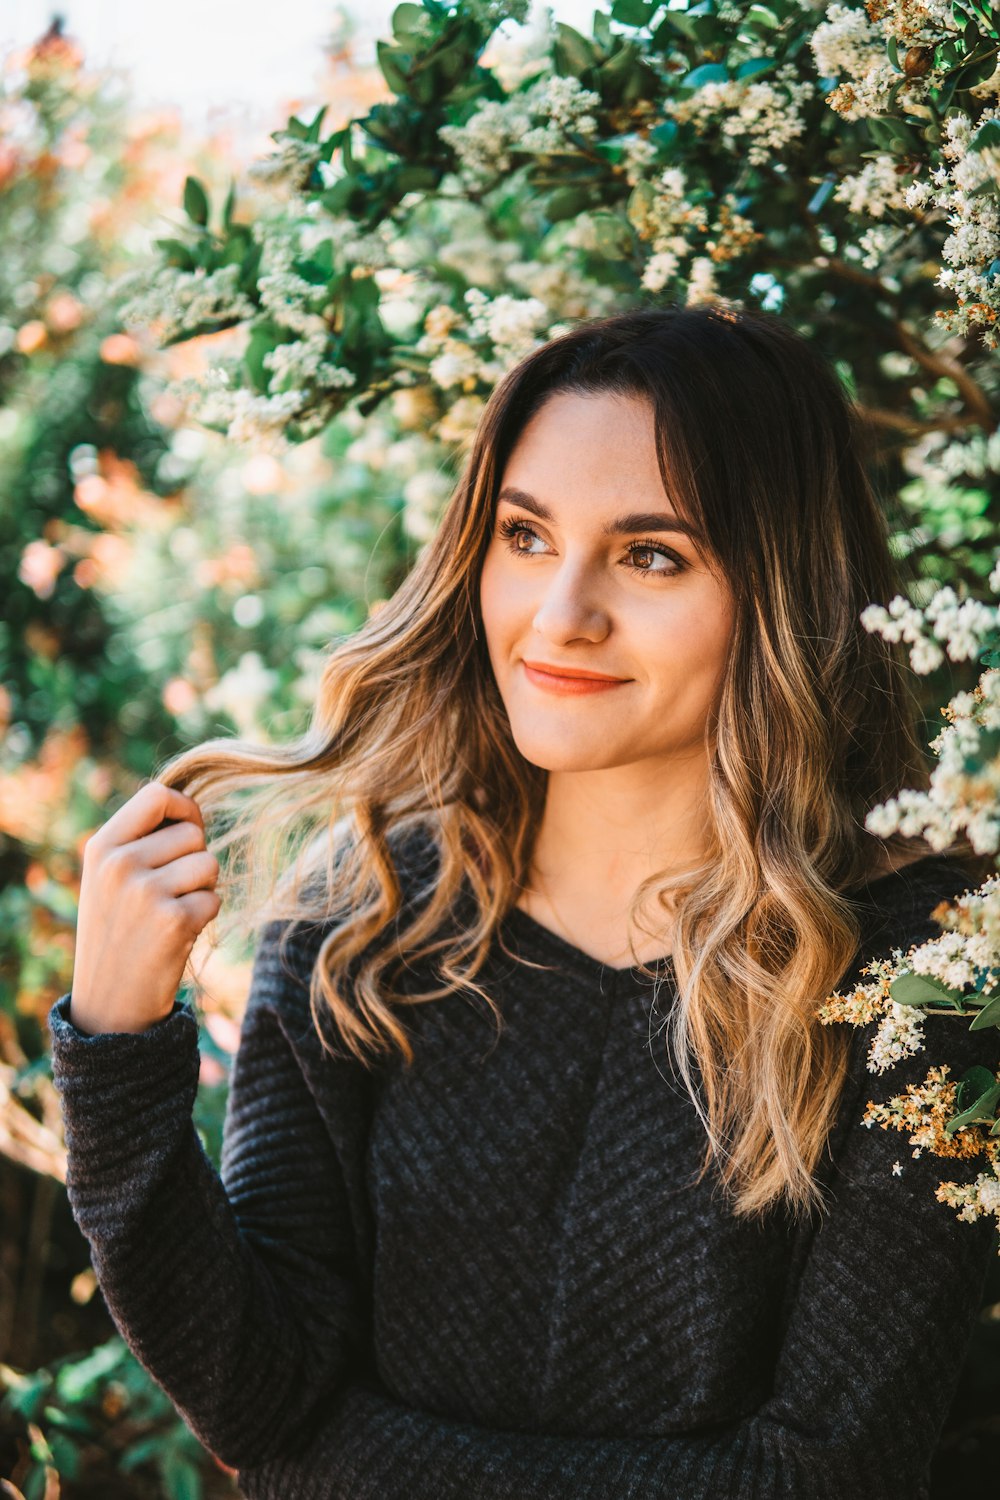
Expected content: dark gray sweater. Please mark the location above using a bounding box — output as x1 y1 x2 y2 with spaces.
47 847 1000 1499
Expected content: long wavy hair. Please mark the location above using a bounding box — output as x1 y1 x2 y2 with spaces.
155 302 987 1225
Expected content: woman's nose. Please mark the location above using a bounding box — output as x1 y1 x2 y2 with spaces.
531 561 610 637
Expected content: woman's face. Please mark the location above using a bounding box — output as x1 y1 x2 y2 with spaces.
479 389 735 776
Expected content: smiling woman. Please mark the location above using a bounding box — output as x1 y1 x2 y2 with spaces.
47 303 997 1500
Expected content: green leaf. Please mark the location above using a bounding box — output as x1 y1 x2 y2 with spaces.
611 0 653 24
887 34 902 72
0 1368 51 1421
245 322 280 395
160 1449 202 1500
968 0 998 30
681 62 729 90
377 40 411 95
650 119 677 148
545 185 592 220
553 22 598 77
746 3 780 26
409 68 437 106
626 178 656 231
120 1435 166 1472
962 726 1000 773
945 1068 1000 1132
395 164 440 193
305 105 328 144
597 39 633 84
319 124 349 165
651 10 699 45
735 57 776 81
320 176 361 215
222 179 236 229
969 992 1000 1029
971 119 1000 151
956 50 1000 88
41 1405 95 1438
154 237 196 271
590 210 634 258
432 35 473 85
392 2 429 40
54 1342 124 1402
182 175 210 228
889 970 967 1008
46 1429 81 1479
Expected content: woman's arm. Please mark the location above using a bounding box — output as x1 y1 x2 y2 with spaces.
236 996 1000 1500
47 918 373 1473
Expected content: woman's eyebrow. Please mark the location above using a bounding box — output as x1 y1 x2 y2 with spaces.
495 486 705 545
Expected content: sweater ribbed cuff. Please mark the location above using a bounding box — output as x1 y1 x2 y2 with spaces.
47 992 203 1236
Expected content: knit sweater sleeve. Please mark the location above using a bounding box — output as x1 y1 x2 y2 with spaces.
236 887 1000 1500
46 916 374 1473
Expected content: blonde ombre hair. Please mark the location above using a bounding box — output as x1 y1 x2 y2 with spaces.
156 304 987 1225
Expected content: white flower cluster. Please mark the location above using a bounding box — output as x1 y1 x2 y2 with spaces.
202 650 280 737
505 257 620 320
860 582 1000 674
868 999 928 1073
629 164 705 293
246 137 323 198
464 285 548 355
464 0 531 28
899 426 1000 495
916 108 1000 348
936 1166 1000 1227
909 926 992 993
258 263 328 338
810 1 941 121
835 152 917 220
417 286 553 393
620 134 658 188
439 74 602 186
685 256 722 305
401 466 455 543
262 332 356 394
804 6 998 332
861 570 1000 854
630 169 758 297
194 382 307 450
116 263 257 343
666 62 815 167
810 0 884 84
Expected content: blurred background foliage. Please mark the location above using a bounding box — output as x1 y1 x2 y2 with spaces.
1 0 999 1494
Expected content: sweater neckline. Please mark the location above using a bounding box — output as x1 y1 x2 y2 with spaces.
500 903 675 987
499 852 960 988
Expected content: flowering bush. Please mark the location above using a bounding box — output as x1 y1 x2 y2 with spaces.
116 0 999 578
819 557 1000 1242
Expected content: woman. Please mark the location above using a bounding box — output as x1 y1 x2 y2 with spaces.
49 305 999 1499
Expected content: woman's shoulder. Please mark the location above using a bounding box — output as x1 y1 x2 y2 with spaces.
250 823 443 1003
850 848 984 953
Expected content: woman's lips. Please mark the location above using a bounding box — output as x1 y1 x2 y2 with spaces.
521 662 630 695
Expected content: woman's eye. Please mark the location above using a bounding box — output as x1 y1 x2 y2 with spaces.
495 516 685 579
